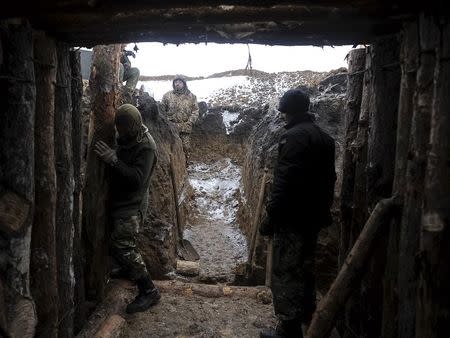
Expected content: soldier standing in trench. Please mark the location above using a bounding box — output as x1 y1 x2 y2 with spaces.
259 89 336 338
160 76 199 155
94 103 161 314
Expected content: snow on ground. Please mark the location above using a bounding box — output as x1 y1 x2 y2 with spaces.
138 76 249 102
138 71 326 110
183 158 247 283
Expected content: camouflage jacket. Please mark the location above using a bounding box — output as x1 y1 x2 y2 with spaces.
160 90 199 133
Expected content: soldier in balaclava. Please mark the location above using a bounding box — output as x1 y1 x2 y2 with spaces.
160 76 199 154
259 89 336 338
94 103 160 314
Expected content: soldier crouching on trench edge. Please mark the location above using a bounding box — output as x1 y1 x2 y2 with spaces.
259 89 336 338
94 103 161 314
160 76 199 155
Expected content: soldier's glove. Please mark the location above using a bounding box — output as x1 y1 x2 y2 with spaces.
259 214 274 237
94 141 118 165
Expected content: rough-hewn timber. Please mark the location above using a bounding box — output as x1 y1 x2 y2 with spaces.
339 47 366 267
306 197 400 338
416 19 450 338
381 20 419 338
0 19 36 337
30 32 59 338
343 46 372 337
364 34 400 338
83 44 120 302
55 42 75 338
70 48 86 335
396 15 438 338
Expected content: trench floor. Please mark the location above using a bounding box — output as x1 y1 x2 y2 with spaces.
182 158 248 284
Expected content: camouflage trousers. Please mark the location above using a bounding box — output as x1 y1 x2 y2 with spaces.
110 215 149 280
119 64 140 90
271 230 319 323
179 132 191 153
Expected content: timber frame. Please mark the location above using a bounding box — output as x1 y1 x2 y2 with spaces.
0 1 444 46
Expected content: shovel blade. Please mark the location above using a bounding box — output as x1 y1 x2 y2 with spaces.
178 239 200 261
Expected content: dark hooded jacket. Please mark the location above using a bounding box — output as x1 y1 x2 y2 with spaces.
109 104 157 218
266 113 336 233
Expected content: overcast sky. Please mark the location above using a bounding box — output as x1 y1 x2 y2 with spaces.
126 42 353 77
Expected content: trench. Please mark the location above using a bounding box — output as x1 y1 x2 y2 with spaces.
182 157 248 284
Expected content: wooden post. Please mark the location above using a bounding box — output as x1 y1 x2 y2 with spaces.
306 197 400 338
83 44 120 301
382 21 420 338
0 19 36 337
364 34 401 337
339 48 366 267
395 15 439 338
343 46 372 336
416 19 450 338
30 32 59 338
55 42 75 338
70 49 86 334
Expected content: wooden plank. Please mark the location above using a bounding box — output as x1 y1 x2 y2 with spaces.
30 31 59 338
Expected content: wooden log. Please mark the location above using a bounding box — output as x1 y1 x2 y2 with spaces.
339 47 366 267
306 197 400 338
93 315 126 338
364 34 400 338
153 280 271 300
176 260 200 277
30 32 59 338
415 19 450 338
343 46 372 337
76 280 132 338
381 20 420 338
0 19 35 326
395 15 439 338
82 44 120 301
55 42 75 338
70 48 87 335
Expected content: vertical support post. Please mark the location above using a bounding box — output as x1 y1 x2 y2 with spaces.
31 31 59 338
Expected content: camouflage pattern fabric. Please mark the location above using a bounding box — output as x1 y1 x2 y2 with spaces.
119 63 140 90
179 132 191 152
271 231 319 323
160 90 199 134
110 215 149 280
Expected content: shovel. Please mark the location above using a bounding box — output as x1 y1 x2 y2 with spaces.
169 154 200 261
247 167 269 274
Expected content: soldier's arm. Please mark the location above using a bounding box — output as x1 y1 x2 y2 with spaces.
188 96 199 127
111 147 154 189
160 94 169 114
266 131 308 223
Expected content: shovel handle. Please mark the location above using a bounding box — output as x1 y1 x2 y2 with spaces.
169 154 183 240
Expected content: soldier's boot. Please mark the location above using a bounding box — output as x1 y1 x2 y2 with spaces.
260 319 303 338
126 275 161 314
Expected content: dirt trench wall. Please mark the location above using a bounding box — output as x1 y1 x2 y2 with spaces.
240 71 347 289
189 103 263 164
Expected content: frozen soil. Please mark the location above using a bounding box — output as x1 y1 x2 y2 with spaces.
183 158 248 284
120 291 276 338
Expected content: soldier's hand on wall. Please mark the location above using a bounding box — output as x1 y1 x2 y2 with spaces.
259 214 274 236
94 141 118 165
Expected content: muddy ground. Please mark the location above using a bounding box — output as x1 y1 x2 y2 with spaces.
182 158 248 284
120 290 276 338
